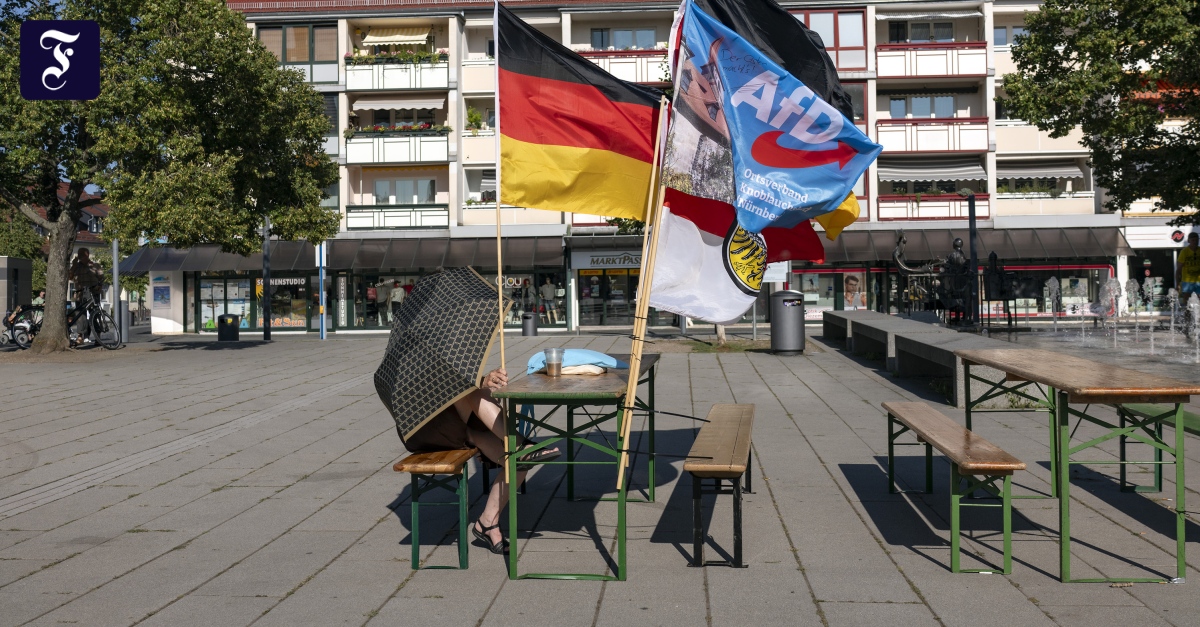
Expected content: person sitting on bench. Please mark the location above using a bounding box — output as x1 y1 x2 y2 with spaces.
400 367 560 555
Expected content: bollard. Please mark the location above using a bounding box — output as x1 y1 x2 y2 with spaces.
118 300 130 345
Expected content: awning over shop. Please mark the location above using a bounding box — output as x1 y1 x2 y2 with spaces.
352 95 446 110
564 234 645 251
821 228 1132 263
361 26 430 46
996 161 1085 179
876 157 987 182
119 237 564 274
875 10 983 20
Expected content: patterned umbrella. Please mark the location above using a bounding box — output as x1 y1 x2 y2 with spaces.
374 267 512 440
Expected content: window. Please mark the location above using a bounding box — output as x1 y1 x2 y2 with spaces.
795 11 866 69
993 26 1008 46
1011 26 1028 40
996 98 1012 120
487 39 495 58
322 94 337 132
257 24 338 83
592 28 655 50
911 96 931 118
933 95 954 118
843 83 865 122
889 95 956 119
259 28 283 60
889 97 906 119
905 22 953 43
888 22 907 44
374 179 436 205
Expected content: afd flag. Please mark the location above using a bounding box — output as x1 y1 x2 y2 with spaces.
664 2 881 234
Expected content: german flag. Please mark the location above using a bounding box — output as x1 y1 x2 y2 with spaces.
497 3 662 220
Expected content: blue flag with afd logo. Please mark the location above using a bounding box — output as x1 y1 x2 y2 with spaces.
663 2 881 234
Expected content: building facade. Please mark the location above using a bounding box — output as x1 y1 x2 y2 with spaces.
133 0 1196 333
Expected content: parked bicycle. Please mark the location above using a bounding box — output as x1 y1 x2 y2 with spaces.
3 305 42 349
17 291 120 349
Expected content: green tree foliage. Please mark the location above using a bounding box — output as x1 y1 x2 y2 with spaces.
0 0 339 352
1003 0 1200 222
605 218 645 235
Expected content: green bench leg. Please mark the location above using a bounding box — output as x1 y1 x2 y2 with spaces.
887 413 932 494
409 467 470 571
950 463 1014 574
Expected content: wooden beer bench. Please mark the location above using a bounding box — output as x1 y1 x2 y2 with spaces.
393 448 478 570
884 401 1025 574
683 404 755 568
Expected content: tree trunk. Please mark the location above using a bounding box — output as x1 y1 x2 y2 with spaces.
31 219 76 354
716 324 727 347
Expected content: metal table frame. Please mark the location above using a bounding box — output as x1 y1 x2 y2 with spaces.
960 351 1192 583
492 357 658 581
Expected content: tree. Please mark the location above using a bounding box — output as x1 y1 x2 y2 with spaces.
1003 0 1200 223
0 0 339 353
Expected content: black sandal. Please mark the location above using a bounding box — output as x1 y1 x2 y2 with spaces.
517 438 562 469
472 521 508 554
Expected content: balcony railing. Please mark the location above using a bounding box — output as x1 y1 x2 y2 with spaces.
283 61 339 84
995 124 1086 153
578 50 668 84
462 60 496 92
461 130 496 163
345 62 450 91
346 204 450 230
876 118 989 153
346 133 450 164
876 42 987 78
877 193 991 221
994 193 1094 216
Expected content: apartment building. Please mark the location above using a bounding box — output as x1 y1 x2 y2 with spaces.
133 0 1193 334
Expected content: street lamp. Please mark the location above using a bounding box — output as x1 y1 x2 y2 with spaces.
957 189 979 327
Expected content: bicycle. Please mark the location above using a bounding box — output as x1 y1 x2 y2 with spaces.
4 305 43 349
66 289 121 349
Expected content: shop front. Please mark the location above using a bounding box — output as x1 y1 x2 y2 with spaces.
124 236 567 334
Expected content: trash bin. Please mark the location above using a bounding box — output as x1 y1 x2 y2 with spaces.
769 290 804 355
217 314 240 341
521 312 538 337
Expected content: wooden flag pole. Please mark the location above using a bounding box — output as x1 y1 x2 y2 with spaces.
615 96 669 492
493 1 509 483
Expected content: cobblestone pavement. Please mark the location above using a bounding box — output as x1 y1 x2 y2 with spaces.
3 331 1200 626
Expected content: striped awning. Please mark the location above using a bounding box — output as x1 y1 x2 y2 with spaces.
119 237 564 274
876 157 987 182
352 95 445 110
875 10 983 20
996 161 1085 179
822 228 1132 263
361 27 430 46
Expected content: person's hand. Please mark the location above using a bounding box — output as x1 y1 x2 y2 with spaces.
482 368 507 391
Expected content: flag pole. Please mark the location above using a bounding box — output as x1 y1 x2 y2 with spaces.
616 95 669 492
493 0 510 484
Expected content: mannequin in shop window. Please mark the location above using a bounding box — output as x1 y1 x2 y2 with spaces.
388 280 405 323
540 277 558 324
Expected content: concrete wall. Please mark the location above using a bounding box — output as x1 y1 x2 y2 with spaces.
149 271 185 334
0 257 33 312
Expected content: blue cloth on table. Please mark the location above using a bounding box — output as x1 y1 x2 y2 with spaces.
526 349 629 375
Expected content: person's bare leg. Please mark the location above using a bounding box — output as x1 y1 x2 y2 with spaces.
453 390 558 457
470 427 527 547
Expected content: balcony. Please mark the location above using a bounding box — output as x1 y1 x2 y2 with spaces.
578 50 669 84
461 130 496 163
345 204 450 230
995 124 1086 153
461 205 562 226
994 192 1095 216
345 61 450 91
877 118 989 153
876 42 987 78
462 60 496 93
877 193 991 221
346 133 450 165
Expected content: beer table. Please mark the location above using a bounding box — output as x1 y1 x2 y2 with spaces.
957 348 1200 583
491 354 659 581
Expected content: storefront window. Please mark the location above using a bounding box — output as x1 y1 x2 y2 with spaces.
256 276 308 328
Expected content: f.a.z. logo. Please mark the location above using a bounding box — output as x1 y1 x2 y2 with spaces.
20 21 100 101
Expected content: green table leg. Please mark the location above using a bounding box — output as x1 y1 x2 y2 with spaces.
647 367 656 502
1174 403 1186 583
508 399 520 580
1048 389 1058 498
618 463 628 581
566 406 575 501
1056 388 1071 582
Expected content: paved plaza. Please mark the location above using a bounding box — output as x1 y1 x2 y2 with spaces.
3 328 1200 626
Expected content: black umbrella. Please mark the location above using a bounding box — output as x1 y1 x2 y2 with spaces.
374 267 512 440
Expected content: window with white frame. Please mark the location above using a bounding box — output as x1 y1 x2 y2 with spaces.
373 179 437 205
591 28 656 50
888 95 956 118
888 21 954 43
993 25 1028 48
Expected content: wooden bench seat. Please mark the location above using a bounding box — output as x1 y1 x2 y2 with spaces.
884 401 1024 574
1117 404 1200 493
684 404 755 568
393 447 478 570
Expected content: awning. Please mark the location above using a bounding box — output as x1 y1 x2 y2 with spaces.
824 228 1131 263
361 27 430 46
352 95 445 110
876 10 983 20
876 157 987 182
996 161 1085 179
121 238 564 274
564 234 645 250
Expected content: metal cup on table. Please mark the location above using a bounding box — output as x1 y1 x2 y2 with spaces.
544 347 565 377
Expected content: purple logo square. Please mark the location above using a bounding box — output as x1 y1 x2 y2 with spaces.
20 20 100 101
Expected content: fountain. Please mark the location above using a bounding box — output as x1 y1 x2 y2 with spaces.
1190 294 1200 364
1075 280 1089 341
1045 277 1060 334
1101 278 1123 348
1168 288 1180 343
1146 277 1156 354
1125 279 1141 345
